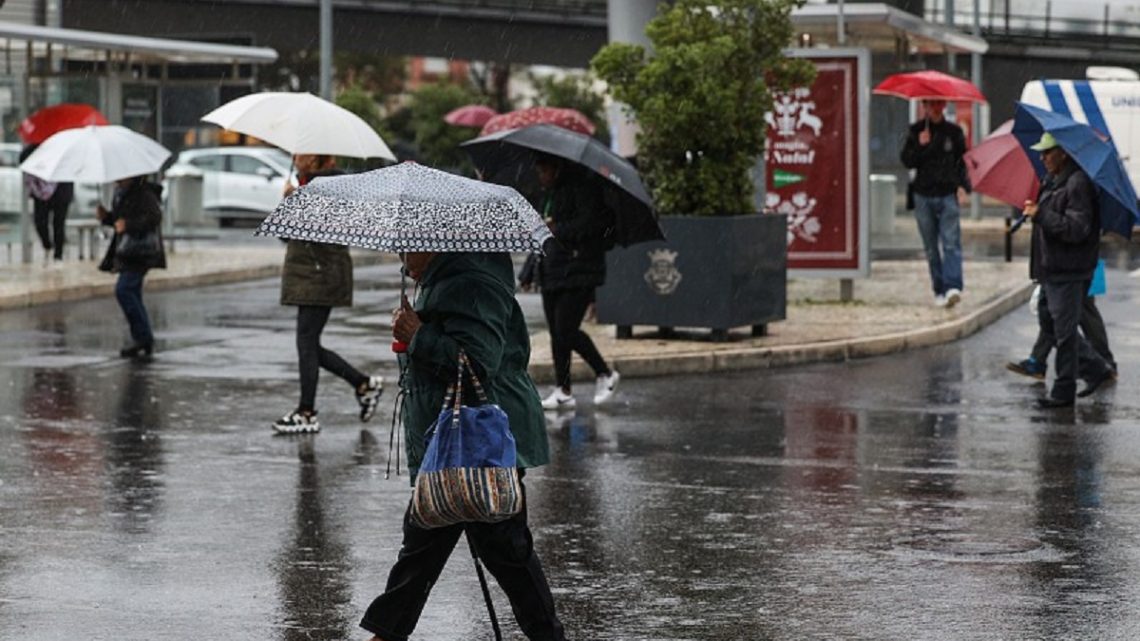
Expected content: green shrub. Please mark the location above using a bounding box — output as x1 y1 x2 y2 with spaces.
592 0 815 216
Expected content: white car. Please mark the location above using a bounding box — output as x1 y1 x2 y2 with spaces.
167 146 293 225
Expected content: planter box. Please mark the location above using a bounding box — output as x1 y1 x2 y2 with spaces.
596 213 787 340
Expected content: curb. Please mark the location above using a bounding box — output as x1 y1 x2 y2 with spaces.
0 263 283 310
527 281 1035 384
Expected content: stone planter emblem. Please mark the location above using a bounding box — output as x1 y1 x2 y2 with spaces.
644 248 682 296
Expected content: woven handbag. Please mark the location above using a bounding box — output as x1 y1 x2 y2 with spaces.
409 351 523 529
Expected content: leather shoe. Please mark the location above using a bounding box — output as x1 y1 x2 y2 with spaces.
1078 369 1116 397
1036 396 1074 409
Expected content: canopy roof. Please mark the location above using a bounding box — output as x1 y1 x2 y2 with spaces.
793 2 989 55
0 20 277 65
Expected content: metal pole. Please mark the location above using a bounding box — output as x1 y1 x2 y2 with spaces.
970 0 983 219
945 0 956 73
837 0 846 46
20 40 31 264
319 0 332 99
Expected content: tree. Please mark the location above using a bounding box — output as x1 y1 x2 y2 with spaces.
531 72 610 145
335 83 394 171
592 0 815 216
404 82 485 173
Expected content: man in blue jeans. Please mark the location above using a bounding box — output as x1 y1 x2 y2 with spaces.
901 99 972 308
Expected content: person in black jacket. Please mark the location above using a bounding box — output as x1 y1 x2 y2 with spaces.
521 155 619 411
900 99 971 308
1022 133 1115 408
96 175 166 359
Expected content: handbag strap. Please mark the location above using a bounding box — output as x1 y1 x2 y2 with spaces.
439 350 491 426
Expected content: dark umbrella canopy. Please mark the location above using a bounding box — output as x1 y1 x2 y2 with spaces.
461 124 663 247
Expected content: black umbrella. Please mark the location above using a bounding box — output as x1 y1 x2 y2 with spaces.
461 124 664 247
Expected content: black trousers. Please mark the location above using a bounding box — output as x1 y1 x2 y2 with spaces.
1030 293 1116 372
542 287 608 389
296 305 366 412
360 476 565 641
33 196 69 259
1038 281 1112 401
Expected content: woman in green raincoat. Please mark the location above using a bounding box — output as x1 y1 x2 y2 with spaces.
360 250 565 641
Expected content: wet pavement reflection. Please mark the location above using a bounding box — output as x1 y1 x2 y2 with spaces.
3 257 1140 639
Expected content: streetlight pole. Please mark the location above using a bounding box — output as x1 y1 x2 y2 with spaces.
319 0 332 99
971 0 984 219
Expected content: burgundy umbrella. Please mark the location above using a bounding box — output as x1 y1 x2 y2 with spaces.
444 104 497 128
479 106 596 137
964 120 1039 208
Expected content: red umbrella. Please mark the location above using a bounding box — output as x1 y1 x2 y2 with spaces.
964 120 1039 208
873 70 987 103
444 104 497 128
480 106 596 137
19 103 110 144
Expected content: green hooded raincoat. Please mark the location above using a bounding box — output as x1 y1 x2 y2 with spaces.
403 252 549 480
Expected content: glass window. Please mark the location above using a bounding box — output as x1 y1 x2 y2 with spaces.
187 154 224 171
229 155 275 176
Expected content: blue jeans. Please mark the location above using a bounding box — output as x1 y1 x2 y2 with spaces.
115 270 153 346
913 193 963 296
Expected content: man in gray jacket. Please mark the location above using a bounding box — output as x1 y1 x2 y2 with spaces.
1022 133 1115 408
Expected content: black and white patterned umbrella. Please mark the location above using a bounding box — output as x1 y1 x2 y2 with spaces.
256 162 552 253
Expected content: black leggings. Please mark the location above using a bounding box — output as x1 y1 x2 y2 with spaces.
296 305 367 412
360 474 565 641
542 287 609 390
33 196 69 259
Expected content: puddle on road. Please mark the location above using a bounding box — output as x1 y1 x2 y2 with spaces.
889 533 1070 564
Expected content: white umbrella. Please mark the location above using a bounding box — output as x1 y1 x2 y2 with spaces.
19 125 171 183
256 162 551 253
200 92 396 161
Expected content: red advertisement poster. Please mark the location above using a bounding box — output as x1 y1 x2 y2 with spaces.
765 54 864 272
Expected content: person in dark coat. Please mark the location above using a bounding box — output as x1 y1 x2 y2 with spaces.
21 143 75 263
900 99 971 308
273 154 382 434
519 155 619 411
1022 133 1115 408
96 175 166 358
362 250 564 641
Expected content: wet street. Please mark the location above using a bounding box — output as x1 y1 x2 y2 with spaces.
4 259 1140 640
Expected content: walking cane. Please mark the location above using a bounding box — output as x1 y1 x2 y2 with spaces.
466 532 503 641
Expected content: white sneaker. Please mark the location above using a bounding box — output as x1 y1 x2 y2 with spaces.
541 388 576 411
933 294 948 308
273 410 320 434
945 288 961 308
356 375 384 422
593 370 620 405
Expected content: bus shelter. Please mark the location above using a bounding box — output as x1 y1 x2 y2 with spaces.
0 20 277 263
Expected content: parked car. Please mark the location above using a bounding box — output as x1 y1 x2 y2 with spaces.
166 146 292 225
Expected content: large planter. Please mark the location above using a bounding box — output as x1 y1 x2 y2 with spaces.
595 213 787 340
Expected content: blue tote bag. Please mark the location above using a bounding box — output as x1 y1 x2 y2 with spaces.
410 351 523 529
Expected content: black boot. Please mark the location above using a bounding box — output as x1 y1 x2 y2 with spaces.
119 342 154 359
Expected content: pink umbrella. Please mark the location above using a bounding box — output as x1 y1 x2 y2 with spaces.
964 120 1039 208
479 106 595 137
444 104 498 128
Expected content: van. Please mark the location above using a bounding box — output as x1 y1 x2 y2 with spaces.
1020 69 1140 191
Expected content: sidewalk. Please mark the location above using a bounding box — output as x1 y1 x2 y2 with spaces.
0 218 1034 381
527 258 1032 384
